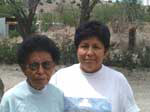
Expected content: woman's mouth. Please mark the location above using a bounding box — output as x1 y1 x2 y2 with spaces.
84 59 95 62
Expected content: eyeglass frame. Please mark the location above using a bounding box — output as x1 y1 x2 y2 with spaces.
25 61 55 71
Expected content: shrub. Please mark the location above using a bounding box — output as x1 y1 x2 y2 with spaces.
40 12 61 32
55 3 80 26
40 13 53 32
59 6 80 26
0 39 18 64
138 46 150 68
0 37 150 69
143 15 150 22
92 4 121 23
9 30 20 38
46 0 52 4
104 47 150 69
59 39 78 65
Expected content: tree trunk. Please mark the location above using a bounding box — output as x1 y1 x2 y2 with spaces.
79 0 99 25
80 0 90 25
8 0 40 41
128 27 136 50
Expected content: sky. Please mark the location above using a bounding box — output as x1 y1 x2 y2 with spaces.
142 0 150 5
110 0 150 5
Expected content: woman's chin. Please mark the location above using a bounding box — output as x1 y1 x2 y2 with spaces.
33 85 45 90
81 66 100 73
31 81 47 90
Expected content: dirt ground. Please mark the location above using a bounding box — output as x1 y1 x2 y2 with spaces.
0 64 149 112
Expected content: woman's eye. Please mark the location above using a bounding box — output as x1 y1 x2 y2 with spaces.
93 46 101 49
29 62 39 70
80 45 88 48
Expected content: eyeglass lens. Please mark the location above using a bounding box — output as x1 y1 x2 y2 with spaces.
28 61 53 70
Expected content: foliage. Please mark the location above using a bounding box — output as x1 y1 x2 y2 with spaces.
31 16 38 33
0 0 5 5
119 0 143 22
40 2 80 31
143 15 150 22
59 41 150 68
138 47 150 68
0 3 13 17
55 2 80 27
142 6 150 22
0 0 38 38
0 38 150 69
91 1 148 24
5 0 40 41
147 6 150 15
0 39 18 64
92 4 121 23
56 0 100 25
46 0 52 4
9 30 20 38
59 5 80 26
59 40 78 65
105 50 138 70
79 0 99 25
40 13 53 32
40 12 61 32
104 47 150 69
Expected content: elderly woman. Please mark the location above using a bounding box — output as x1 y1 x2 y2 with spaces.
51 21 140 112
0 35 64 112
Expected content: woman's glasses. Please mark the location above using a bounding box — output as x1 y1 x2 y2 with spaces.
26 61 54 71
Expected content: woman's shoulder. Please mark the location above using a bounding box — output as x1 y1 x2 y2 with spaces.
103 65 127 81
48 84 63 92
51 64 80 84
1 81 27 101
48 84 64 96
102 65 130 89
55 64 80 74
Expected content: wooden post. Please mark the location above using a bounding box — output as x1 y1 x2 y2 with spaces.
128 26 136 50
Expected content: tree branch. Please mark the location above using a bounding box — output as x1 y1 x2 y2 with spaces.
89 0 100 12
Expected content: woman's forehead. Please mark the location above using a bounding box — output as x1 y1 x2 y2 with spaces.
27 51 53 62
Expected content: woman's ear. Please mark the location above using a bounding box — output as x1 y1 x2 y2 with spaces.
104 50 109 59
52 64 56 74
21 65 29 77
20 65 26 72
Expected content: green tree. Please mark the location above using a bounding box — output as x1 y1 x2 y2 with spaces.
4 0 40 41
55 0 101 26
122 0 143 50
121 0 142 22
0 1 13 17
0 0 5 5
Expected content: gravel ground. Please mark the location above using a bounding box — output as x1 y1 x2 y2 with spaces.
0 64 150 112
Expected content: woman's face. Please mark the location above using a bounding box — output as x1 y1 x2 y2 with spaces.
77 37 107 73
23 51 55 90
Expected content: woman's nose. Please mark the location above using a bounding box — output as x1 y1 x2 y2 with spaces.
37 65 45 74
86 47 94 56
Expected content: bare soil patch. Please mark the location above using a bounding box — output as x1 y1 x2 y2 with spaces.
0 64 149 112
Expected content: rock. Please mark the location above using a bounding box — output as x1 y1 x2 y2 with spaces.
0 78 4 102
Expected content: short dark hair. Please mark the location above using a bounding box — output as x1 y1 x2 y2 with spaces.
74 20 110 50
17 35 60 68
